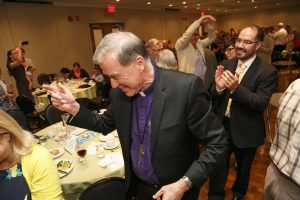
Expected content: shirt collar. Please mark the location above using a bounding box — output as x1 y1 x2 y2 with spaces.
138 64 156 97
238 55 256 69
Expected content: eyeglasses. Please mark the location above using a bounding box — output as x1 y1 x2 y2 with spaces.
225 48 235 53
235 38 258 45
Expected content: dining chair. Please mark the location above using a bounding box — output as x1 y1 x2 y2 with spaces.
45 104 65 125
16 95 47 131
265 92 284 143
6 109 30 131
79 177 125 200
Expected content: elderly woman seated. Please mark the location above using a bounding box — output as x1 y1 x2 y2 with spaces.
156 49 178 70
0 110 63 200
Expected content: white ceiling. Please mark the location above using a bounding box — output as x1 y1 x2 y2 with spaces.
3 0 300 15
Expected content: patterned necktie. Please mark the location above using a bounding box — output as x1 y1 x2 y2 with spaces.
225 64 247 117
194 48 207 81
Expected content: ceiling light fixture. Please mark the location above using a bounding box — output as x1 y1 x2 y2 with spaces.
182 2 186 5
116 0 120 2
276 3 280 6
147 2 151 5
254 6 257 8
184 5 188 8
169 4 173 7
197 3 200 6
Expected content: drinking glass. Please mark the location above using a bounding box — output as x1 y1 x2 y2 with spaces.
61 113 70 127
76 143 87 167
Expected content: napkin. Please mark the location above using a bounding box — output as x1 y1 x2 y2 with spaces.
87 142 99 155
98 152 124 171
70 127 87 136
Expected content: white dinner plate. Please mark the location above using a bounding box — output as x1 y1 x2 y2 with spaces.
99 134 113 142
103 143 119 150
56 159 74 178
49 147 64 159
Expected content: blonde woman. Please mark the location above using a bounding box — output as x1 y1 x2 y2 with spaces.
0 110 63 200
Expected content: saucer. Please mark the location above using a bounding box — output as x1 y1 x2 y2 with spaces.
49 147 64 159
103 143 119 150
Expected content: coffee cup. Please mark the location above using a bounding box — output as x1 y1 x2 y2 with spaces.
106 139 115 148
47 131 56 138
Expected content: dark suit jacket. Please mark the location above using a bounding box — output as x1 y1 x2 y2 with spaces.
203 48 218 90
210 57 278 148
71 67 227 193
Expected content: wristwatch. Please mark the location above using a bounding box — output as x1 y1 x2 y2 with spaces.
182 176 192 187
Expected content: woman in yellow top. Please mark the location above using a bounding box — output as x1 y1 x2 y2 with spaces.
0 110 64 200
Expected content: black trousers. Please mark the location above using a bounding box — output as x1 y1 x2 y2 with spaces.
128 178 199 200
208 117 257 200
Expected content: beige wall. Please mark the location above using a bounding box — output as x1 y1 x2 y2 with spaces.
216 6 299 32
0 2 198 86
0 2 299 88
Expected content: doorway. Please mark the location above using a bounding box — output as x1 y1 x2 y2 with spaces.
89 23 124 53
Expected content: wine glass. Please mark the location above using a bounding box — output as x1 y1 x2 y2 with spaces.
61 113 70 127
76 143 87 167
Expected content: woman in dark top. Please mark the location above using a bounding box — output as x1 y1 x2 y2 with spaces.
68 62 89 80
6 48 33 101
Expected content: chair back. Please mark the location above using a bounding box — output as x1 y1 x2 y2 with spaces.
37 73 51 85
16 95 36 114
45 104 65 125
6 109 29 130
79 177 125 200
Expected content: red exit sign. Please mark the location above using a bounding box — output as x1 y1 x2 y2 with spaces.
107 5 116 13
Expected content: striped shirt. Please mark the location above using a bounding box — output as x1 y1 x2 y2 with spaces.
270 79 300 186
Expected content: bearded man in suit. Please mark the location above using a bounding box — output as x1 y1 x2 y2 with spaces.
44 32 227 200
208 25 278 200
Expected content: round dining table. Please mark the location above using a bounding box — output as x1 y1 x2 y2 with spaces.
32 79 97 107
35 122 124 200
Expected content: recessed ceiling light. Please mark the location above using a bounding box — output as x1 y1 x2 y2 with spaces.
252 0 255 3
182 1 186 4
197 3 200 6
184 5 188 8
169 4 173 7
276 3 280 6
147 2 151 5
116 0 120 2
254 6 257 8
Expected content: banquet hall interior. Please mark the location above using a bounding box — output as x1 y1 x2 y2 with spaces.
1 0 300 199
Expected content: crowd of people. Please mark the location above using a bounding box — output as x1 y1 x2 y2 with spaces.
1 14 300 200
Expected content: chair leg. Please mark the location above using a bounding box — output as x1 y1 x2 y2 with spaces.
265 107 272 143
